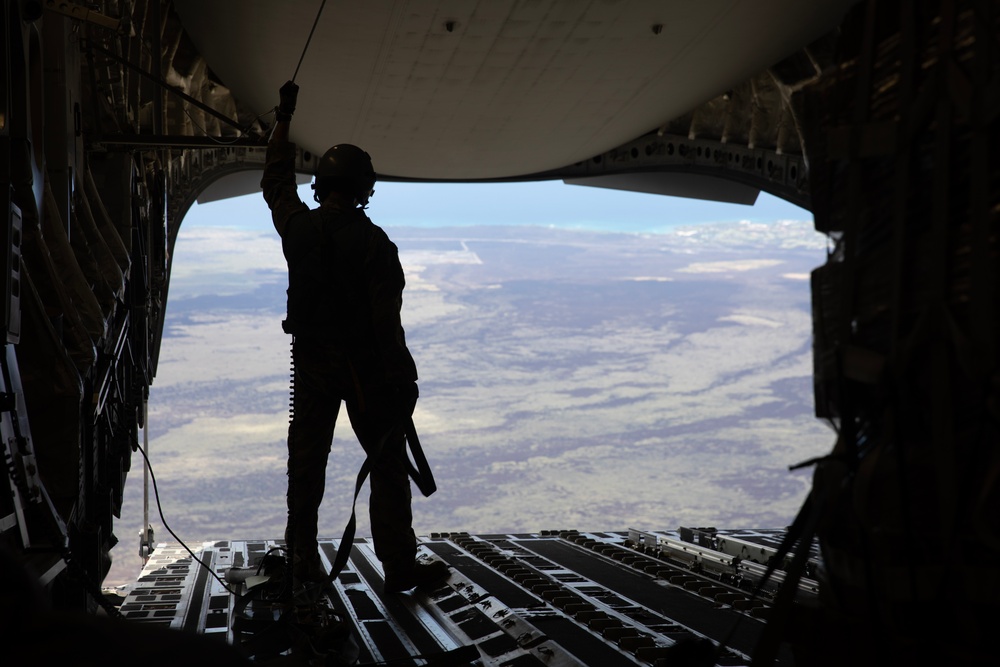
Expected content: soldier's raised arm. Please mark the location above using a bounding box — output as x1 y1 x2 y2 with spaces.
261 80 308 237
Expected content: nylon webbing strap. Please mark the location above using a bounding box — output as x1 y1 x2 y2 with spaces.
327 361 437 583
405 418 437 497
327 457 373 583
325 419 436 583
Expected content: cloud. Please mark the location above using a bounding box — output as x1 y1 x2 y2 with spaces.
676 259 784 273
719 313 783 327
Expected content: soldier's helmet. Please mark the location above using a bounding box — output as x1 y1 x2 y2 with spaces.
312 144 376 206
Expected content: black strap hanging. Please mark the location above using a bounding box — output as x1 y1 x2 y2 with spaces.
324 418 436 584
405 418 437 497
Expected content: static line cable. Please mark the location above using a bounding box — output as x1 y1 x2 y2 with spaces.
292 0 328 82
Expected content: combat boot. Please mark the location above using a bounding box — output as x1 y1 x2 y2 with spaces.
383 558 450 594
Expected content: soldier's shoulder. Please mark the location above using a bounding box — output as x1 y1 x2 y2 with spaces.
359 212 395 244
283 205 320 236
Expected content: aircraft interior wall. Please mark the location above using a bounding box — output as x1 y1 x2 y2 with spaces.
1 1 998 665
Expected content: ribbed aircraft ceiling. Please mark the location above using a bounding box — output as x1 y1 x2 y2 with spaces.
173 0 857 180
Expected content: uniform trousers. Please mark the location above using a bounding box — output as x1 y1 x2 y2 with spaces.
285 336 416 582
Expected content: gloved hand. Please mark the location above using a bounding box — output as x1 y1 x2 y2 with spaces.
277 80 299 120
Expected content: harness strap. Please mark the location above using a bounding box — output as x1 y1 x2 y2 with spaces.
324 421 435 584
320 361 436 584
405 417 437 497
326 457 373 583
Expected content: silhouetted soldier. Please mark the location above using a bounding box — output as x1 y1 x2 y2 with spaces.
261 81 446 597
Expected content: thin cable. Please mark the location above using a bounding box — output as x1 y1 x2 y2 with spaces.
133 441 238 596
142 398 150 564
292 0 328 82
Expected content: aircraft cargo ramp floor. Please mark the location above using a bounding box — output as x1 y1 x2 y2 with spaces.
119 529 815 665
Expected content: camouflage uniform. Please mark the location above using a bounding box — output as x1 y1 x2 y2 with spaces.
261 139 418 586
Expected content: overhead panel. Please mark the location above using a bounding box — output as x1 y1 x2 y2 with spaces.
173 0 858 180
566 173 760 205
195 171 311 205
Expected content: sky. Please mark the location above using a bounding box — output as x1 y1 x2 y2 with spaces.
184 179 813 233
